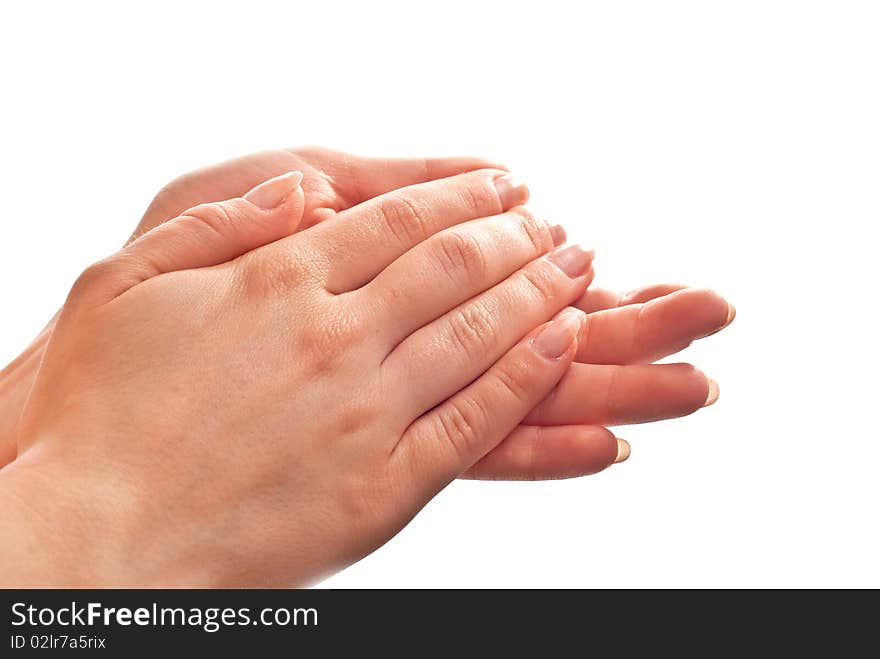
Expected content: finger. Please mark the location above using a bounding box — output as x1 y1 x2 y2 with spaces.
363 208 565 347
386 246 594 417
133 152 315 240
577 288 735 364
619 283 691 306
572 287 622 314
525 362 716 426
72 172 304 305
461 425 629 481
299 169 528 292
298 147 508 205
573 283 688 314
394 309 580 486
136 150 504 240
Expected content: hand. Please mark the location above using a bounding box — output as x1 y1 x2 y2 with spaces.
2 168 595 586
0 148 736 478
0 148 502 464
468 283 735 479
129 151 733 448
155 153 736 475
136 146 508 236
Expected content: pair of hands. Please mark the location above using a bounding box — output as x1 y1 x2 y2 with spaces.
0 148 733 586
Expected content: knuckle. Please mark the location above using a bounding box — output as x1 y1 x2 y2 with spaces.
525 427 544 481
182 200 244 236
300 309 364 365
489 357 532 408
330 395 381 438
471 167 509 208
238 246 309 298
630 303 649 357
447 304 495 357
69 260 111 299
518 261 561 303
511 207 552 254
331 468 399 544
459 175 498 215
435 231 488 285
377 194 431 246
436 398 487 460
459 183 483 216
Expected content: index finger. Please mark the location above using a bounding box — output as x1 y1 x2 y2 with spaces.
295 147 508 205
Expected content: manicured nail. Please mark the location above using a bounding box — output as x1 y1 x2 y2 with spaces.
548 244 595 278
494 174 529 209
614 438 631 464
549 224 566 247
708 302 736 337
244 171 303 210
703 378 720 407
724 304 736 328
533 310 580 359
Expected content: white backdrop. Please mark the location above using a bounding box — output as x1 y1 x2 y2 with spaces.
1 1 877 587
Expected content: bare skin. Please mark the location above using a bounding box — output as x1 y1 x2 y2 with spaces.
0 151 734 586
0 148 734 476
0 148 508 464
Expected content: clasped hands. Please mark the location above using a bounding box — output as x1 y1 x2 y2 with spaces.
0 147 733 586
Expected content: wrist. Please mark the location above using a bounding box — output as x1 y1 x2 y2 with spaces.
0 324 54 465
0 444 232 587
0 447 147 587
0 453 93 586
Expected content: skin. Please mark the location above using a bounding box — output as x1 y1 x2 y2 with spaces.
0 150 734 586
0 148 509 464
2 167 594 585
0 148 735 477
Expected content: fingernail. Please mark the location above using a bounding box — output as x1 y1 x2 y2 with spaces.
614 438 631 464
703 378 720 407
494 174 529 209
708 302 736 337
533 310 579 359
549 224 566 247
244 171 303 210
724 304 736 328
548 244 595 278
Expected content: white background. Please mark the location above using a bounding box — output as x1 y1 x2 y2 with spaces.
1 1 877 587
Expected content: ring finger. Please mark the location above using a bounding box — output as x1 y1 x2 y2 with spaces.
525 361 716 426
385 244 594 418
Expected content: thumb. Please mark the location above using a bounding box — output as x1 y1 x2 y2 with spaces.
130 170 305 277
72 171 304 305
